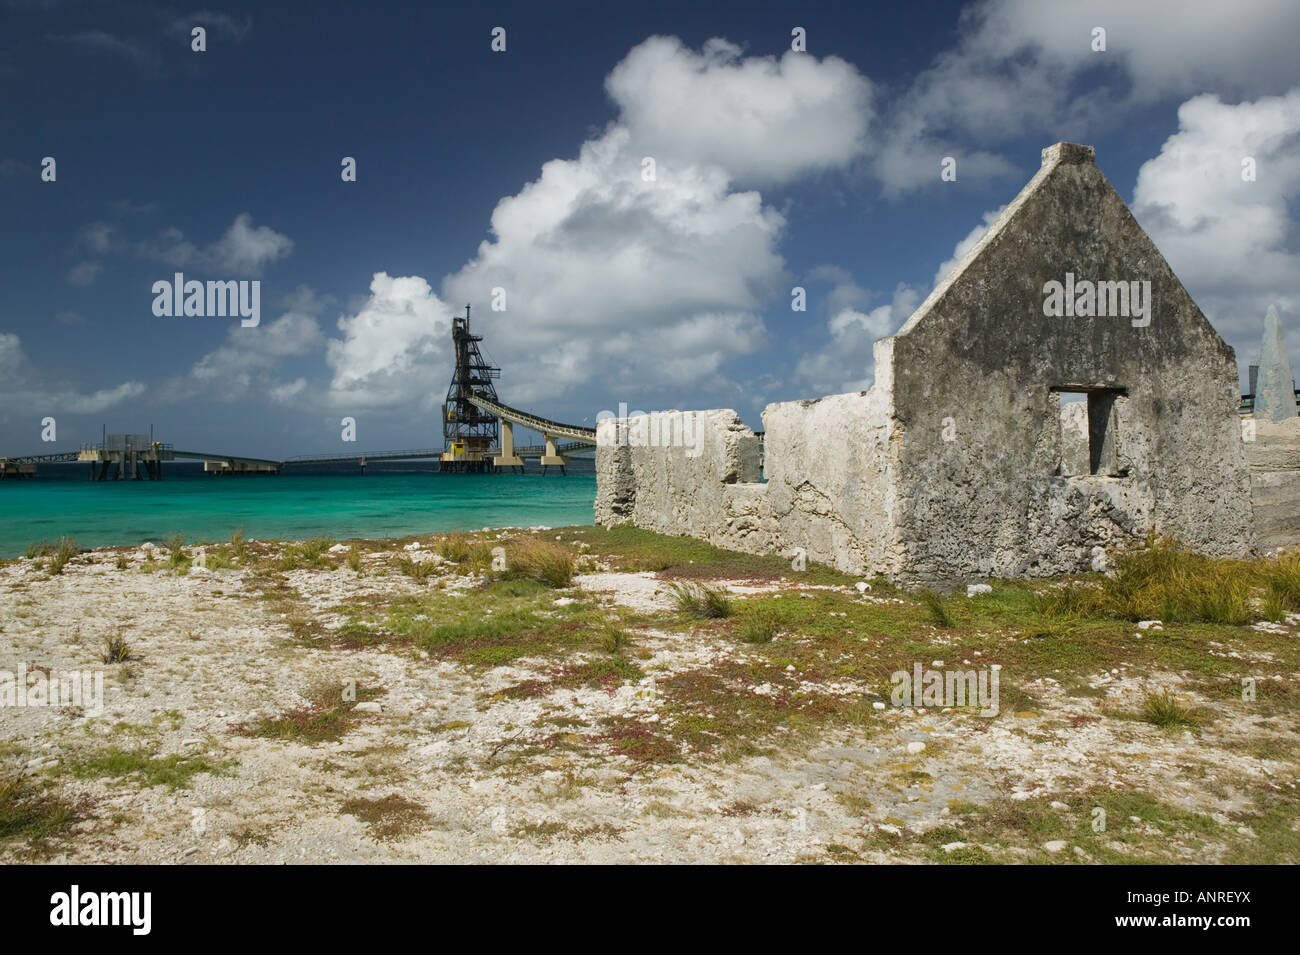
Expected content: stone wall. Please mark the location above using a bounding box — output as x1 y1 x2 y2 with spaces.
1246 418 1300 552
595 142 1258 586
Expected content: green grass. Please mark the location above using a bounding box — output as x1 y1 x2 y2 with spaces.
554 524 856 583
1038 538 1254 625
0 776 85 855
737 606 780 643
352 577 615 664
64 746 235 791
1138 690 1205 729
668 582 733 619
47 536 78 576
917 588 953 627
395 555 437 580
275 538 334 571
921 790 1233 864
502 537 575 588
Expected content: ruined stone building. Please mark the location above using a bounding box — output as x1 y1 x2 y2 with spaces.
596 143 1257 586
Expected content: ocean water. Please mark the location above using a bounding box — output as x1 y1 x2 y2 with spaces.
0 462 596 557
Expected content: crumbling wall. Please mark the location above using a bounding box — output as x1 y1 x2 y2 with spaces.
595 142 1257 585
760 337 903 575
594 411 770 552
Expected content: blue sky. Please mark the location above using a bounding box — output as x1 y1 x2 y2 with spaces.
3 0 1299 457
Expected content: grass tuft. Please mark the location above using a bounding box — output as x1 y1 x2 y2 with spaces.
0 775 84 854
668 582 733 619
47 536 78 576
102 632 132 663
917 588 953 627
395 555 436 580
1140 690 1204 730
503 537 575 588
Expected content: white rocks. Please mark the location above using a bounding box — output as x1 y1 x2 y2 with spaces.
855 582 871 593
906 741 926 755
552 597 576 607
353 702 382 714
403 542 421 551
329 543 349 553
872 701 886 710
966 584 992 597
1050 801 1068 810
1137 620 1163 630
1043 840 1068 853
940 842 968 853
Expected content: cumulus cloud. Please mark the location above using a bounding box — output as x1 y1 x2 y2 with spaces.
0 333 144 417
607 35 872 184
326 273 452 408
794 200 1013 395
137 213 293 275
794 282 921 394
423 36 873 408
155 308 324 403
872 0 1300 194
1131 89 1300 368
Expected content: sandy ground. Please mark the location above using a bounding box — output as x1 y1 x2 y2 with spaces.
1 536 1295 864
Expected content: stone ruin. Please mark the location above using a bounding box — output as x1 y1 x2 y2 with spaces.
596 142 1261 586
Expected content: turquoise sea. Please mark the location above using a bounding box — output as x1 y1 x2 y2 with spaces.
0 462 597 557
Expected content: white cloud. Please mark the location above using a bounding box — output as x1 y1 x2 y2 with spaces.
426 34 880 408
0 333 144 416
137 213 292 275
312 36 864 410
157 309 324 402
607 36 873 184
794 282 921 394
932 205 1007 288
439 120 786 405
1131 89 1300 365
326 273 451 408
872 0 1300 194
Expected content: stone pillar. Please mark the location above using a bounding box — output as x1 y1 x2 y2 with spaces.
1255 305 1296 422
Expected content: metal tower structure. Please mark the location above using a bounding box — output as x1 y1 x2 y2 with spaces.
440 305 501 472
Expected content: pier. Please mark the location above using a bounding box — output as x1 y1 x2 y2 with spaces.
0 305 599 480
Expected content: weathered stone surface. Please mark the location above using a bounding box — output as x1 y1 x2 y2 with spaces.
1245 416 1300 551
596 143 1258 585
1254 305 1296 423
595 410 764 545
